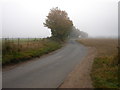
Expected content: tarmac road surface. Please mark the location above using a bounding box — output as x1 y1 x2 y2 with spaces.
3 40 88 88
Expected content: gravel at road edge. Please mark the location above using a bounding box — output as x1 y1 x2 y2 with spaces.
59 47 97 88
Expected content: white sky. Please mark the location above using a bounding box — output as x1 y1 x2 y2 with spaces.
0 0 119 38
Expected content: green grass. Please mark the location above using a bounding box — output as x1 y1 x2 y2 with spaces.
78 38 119 88
0 38 2 63
2 38 62 65
92 56 119 88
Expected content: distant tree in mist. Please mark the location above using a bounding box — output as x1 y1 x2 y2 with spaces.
43 7 73 41
70 26 88 38
70 26 80 38
79 31 88 38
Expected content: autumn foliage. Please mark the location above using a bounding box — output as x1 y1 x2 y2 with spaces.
44 7 73 41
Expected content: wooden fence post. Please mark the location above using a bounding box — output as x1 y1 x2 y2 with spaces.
18 38 20 52
27 38 29 48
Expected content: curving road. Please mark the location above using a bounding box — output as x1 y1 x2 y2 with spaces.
3 40 88 88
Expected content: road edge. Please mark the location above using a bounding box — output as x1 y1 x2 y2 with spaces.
59 47 97 88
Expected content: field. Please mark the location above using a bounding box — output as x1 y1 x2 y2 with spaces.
78 38 119 88
2 38 62 65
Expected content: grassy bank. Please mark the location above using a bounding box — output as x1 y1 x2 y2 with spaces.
0 39 1 63
78 38 119 88
2 38 62 65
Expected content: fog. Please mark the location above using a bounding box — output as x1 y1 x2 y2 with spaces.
1 0 119 38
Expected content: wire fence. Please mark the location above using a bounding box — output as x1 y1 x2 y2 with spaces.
2 38 48 54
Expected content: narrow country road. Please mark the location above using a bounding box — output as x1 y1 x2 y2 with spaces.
3 40 88 88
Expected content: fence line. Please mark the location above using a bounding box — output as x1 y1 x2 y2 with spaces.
2 38 46 54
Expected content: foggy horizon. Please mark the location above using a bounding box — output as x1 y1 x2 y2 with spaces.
0 0 119 38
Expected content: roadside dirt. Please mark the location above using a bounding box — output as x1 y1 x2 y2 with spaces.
59 47 97 88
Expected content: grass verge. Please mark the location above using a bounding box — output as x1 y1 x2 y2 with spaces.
78 38 119 88
2 39 62 66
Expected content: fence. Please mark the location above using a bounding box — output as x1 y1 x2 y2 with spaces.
2 38 48 54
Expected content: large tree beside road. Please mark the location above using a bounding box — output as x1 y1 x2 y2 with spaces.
44 7 73 41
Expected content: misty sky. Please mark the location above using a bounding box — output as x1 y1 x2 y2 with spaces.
1 0 119 38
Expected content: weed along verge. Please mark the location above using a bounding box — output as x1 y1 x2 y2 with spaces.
2 38 62 66
78 38 119 88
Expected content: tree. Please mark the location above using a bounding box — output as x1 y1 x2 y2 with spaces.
70 26 81 38
43 7 73 41
70 26 88 38
79 31 88 38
